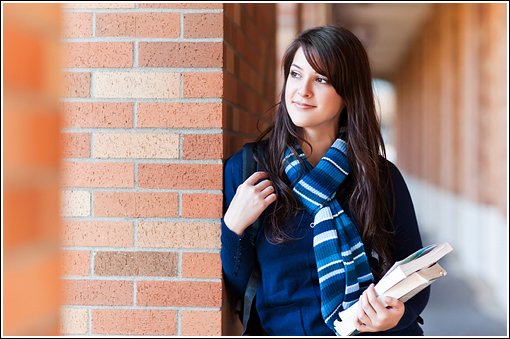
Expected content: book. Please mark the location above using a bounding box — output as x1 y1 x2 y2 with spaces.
333 242 453 336
334 263 447 336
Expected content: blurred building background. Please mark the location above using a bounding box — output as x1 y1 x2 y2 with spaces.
2 2 507 336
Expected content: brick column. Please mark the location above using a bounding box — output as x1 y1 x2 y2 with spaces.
60 3 276 336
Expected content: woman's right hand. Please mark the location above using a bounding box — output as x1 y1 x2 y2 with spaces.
223 171 277 236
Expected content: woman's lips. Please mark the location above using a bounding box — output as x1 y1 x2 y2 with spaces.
293 101 315 109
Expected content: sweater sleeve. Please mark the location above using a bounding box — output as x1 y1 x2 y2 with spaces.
221 150 256 299
383 161 430 333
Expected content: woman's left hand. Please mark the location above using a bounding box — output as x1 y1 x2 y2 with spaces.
353 283 405 333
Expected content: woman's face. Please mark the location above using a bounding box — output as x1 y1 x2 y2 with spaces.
285 47 345 139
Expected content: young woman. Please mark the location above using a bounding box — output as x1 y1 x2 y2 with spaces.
221 26 429 336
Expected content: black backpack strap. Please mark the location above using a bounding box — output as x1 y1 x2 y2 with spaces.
240 142 266 335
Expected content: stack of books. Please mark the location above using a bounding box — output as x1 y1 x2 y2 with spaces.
334 242 453 336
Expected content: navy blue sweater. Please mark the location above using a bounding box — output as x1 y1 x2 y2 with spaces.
221 148 429 336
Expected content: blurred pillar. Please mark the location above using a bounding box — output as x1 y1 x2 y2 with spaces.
3 3 63 336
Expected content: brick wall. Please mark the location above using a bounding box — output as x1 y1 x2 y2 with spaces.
222 3 277 157
393 3 507 213
60 3 276 336
3 3 62 335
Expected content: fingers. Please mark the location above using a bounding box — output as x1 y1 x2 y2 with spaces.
244 171 269 185
244 172 275 201
366 284 387 314
384 296 404 311
355 284 406 333
357 287 375 328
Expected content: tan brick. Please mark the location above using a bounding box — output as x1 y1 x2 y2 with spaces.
183 134 223 160
61 102 133 128
62 280 133 306
138 164 222 190
62 12 92 38
182 252 222 279
139 3 223 9
92 309 176 335
63 42 133 68
183 72 223 98
94 192 178 218
136 13 180 38
136 281 222 307
95 72 180 99
62 72 90 98
60 307 88 335
94 251 178 277
61 221 133 247
137 102 223 128
61 162 134 188
139 42 223 68
62 133 90 158
137 222 221 249
61 190 91 217
61 250 90 276
181 310 222 336
94 133 179 159
182 193 223 218
183 13 223 39
62 3 135 9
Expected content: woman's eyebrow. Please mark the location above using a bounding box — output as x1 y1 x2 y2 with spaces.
291 63 303 70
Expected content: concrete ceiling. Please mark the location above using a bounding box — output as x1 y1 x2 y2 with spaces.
333 3 433 81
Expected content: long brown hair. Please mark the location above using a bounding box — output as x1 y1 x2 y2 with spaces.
255 26 395 279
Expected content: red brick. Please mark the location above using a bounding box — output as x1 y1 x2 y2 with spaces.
62 72 90 98
139 3 223 9
182 193 222 218
181 311 221 336
138 164 222 190
96 13 180 38
94 192 178 217
61 250 90 276
95 13 135 37
4 186 60 249
183 72 223 98
63 42 133 68
61 162 134 188
62 12 92 38
182 253 222 279
61 102 133 128
183 134 223 160
62 133 90 158
4 109 61 167
183 13 223 38
61 221 133 247
137 102 222 128
139 42 222 68
92 309 176 335
135 13 180 38
62 280 133 306
3 27 44 91
136 281 222 307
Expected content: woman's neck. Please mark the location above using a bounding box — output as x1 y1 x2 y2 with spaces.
300 129 338 167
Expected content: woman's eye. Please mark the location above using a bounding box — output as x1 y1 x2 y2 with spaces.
317 77 329 84
290 71 300 78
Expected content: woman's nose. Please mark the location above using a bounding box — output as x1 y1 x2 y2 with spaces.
297 80 312 97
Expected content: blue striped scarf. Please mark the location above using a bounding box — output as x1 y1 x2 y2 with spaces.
283 138 374 335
